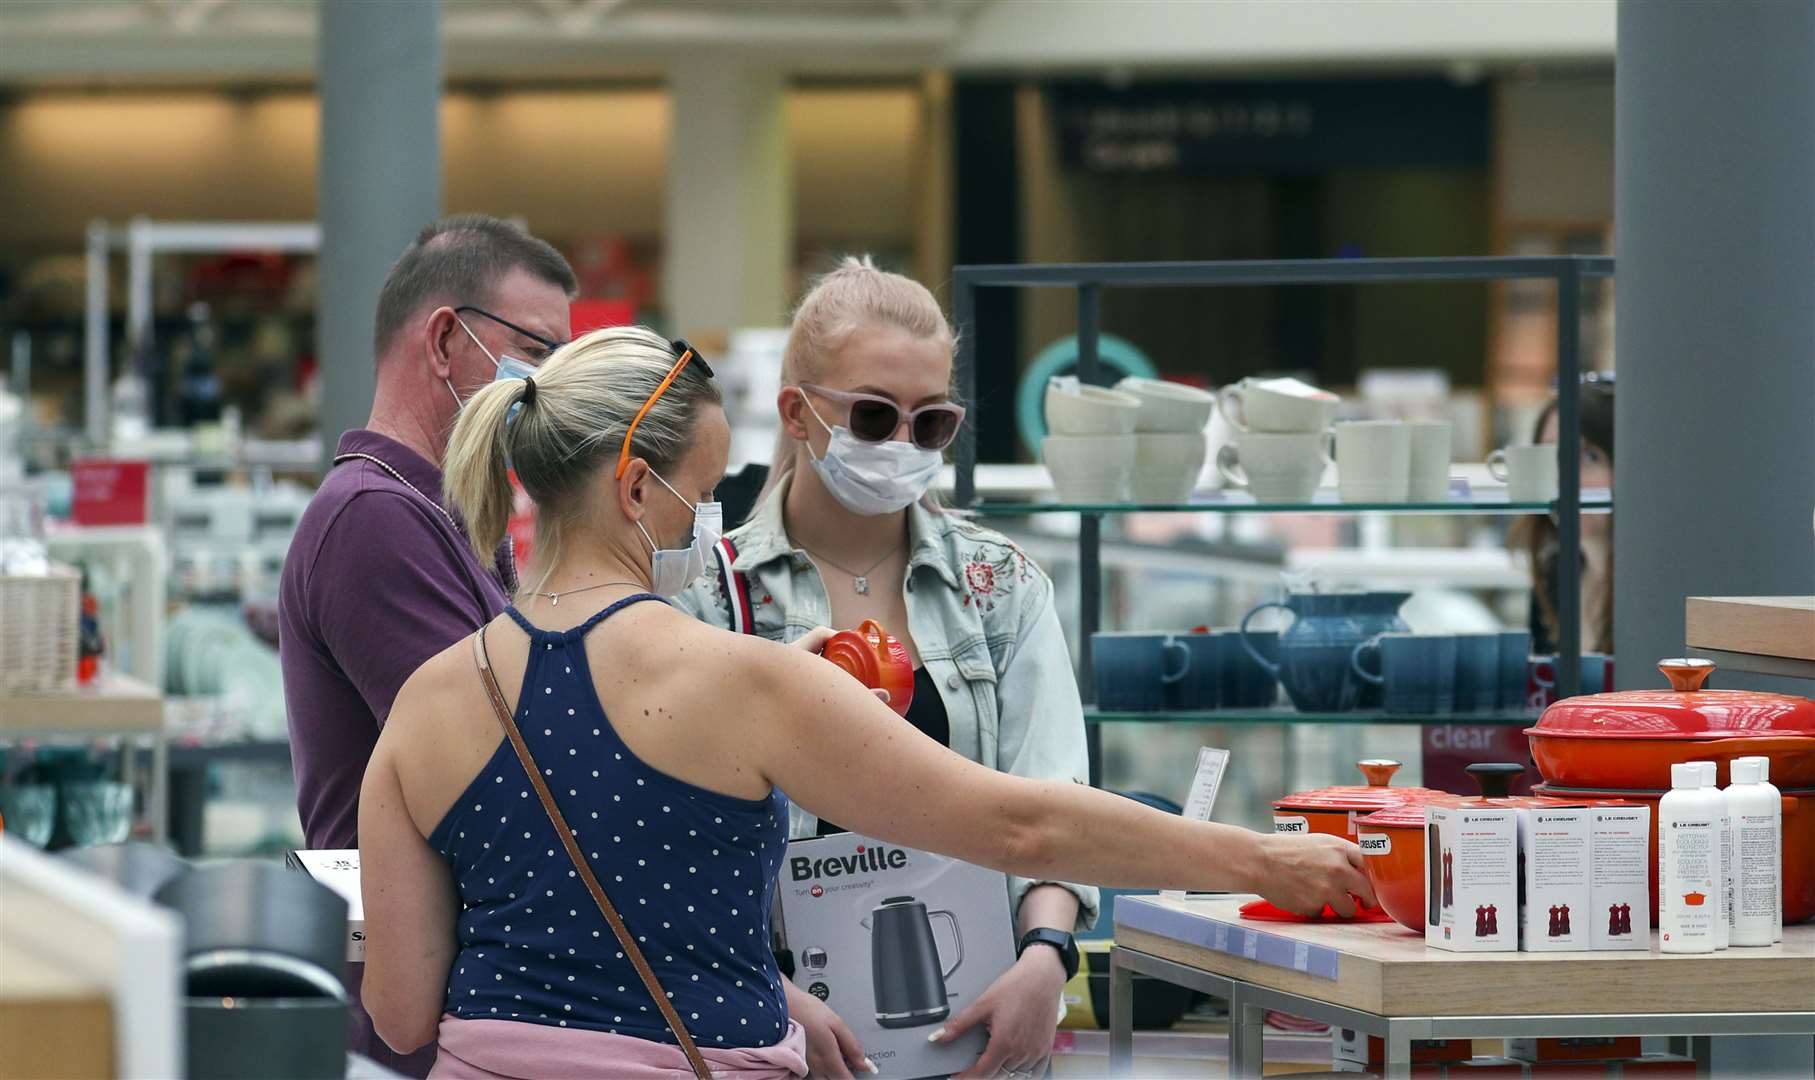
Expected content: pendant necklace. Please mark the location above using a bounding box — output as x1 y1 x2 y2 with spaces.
801 542 903 596
529 580 644 607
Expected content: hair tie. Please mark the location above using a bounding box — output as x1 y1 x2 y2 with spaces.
520 376 538 407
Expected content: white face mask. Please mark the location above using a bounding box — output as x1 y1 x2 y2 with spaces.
636 468 722 598
450 319 538 412
803 400 942 516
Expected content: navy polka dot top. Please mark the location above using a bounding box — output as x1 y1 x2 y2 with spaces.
428 595 792 1046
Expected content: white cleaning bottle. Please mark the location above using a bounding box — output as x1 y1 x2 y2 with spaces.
1735 755 1783 942
1698 762 1732 950
1725 757 1780 947
1659 762 1720 954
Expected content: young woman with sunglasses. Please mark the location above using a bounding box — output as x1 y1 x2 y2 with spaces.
673 259 1086 1079
360 324 1371 1079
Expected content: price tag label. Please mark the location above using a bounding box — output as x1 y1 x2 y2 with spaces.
1213 923 1229 952
1293 941 1311 972
1166 746 1231 901
1241 931 1260 960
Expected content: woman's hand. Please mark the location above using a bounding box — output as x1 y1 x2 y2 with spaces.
1251 832 1376 917
933 947 1068 1079
785 981 874 1078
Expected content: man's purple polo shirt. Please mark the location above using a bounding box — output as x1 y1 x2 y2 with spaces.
279 429 514 851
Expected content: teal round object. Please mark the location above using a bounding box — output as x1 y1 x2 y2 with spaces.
1016 334 1158 459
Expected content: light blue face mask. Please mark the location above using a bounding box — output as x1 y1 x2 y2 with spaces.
452 318 539 418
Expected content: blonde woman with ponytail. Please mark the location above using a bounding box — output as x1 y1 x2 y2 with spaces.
667 259 1063 1077
360 325 1372 1079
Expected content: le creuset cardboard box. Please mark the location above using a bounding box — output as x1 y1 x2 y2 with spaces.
1333 1027 1471 1069
1587 807 1651 951
1425 804 1518 951
1506 1037 1643 1065
776 833 1014 1079
1517 805 1593 952
286 849 365 962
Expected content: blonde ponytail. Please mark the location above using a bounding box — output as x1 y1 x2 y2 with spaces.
443 377 530 564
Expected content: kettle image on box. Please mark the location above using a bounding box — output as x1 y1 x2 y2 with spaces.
863 895 964 1029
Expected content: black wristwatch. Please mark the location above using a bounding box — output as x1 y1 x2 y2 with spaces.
1017 928 1080 980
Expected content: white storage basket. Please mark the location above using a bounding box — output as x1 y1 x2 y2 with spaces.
0 561 80 693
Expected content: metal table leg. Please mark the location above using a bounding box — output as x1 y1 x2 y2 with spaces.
1107 948 1134 1077
1690 1035 1713 1077
1230 989 1267 1080
1384 1020 1416 1080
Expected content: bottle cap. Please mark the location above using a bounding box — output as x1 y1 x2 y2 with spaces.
1735 755 1772 783
1694 761 1718 787
1671 762 1703 790
1732 758 1763 785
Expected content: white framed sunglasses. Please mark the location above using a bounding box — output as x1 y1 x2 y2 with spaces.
797 384 967 451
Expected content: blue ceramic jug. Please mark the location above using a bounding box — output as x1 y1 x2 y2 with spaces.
1240 591 1409 713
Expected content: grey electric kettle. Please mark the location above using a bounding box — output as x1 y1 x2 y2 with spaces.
865 895 963 1029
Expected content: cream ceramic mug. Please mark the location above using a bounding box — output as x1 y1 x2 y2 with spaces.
1215 431 1331 503
1488 444 1559 503
1217 377 1339 434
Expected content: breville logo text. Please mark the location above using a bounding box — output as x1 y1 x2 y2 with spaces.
791 845 909 881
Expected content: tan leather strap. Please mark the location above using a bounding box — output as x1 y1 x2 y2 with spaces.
473 628 714 1079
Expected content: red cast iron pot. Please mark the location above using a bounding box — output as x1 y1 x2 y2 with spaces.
820 619 915 717
1272 759 1446 842
1526 658 1815 790
1354 763 1578 933
1534 780 1815 927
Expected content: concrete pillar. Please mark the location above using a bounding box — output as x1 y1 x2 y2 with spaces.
316 0 442 464
663 62 792 341
1613 0 1815 689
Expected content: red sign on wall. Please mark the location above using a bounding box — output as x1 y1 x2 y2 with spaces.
70 459 151 527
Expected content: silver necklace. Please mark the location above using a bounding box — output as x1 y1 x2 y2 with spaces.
528 580 644 607
333 451 519 591
802 541 904 596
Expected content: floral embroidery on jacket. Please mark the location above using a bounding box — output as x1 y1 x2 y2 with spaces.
960 545 1032 612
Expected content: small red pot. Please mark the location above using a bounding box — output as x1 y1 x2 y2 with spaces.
1526 658 1815 790
820 619 915 717
1272 759 1446 842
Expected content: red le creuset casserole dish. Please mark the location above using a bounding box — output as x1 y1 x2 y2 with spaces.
1525 658 1815 790
1272 759 1446 842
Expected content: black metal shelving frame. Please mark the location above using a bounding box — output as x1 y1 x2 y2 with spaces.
950 255 1616 783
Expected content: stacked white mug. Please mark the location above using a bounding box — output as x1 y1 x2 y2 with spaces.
1214 377 1339 503
1332 419 1454 504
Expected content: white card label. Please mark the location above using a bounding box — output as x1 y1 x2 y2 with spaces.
1166 747 1231 901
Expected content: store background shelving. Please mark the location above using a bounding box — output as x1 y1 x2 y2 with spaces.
950 255 1613 786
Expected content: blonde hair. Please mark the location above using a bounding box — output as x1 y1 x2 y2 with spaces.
759 256 957 506
444 326 722 592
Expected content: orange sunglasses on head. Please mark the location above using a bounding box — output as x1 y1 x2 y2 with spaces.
614 339 715 479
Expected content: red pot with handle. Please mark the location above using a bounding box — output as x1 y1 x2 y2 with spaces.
1534 780 1815 926
820 619 915 717
1526 658 1815 790
1272 759 1446 842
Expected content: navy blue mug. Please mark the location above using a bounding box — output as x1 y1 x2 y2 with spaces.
1352 633 1458 715
1091 632 1191 712
1452 633 1501 714
1165 632 1220 711
1215 629 1279 708
1496 630 1532 711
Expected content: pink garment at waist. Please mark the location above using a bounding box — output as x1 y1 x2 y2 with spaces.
430 1014 808 1080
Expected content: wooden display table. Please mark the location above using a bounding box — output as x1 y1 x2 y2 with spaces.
1109 894 1815 1078
1686 596 1815 680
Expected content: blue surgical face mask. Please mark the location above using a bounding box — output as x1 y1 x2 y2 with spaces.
452 318 539 413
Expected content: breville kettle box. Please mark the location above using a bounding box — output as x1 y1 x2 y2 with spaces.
777 833 1015 1078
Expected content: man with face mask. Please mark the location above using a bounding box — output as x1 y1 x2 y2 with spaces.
278 215 574 1076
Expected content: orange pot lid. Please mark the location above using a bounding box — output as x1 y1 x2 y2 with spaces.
1273 759 1448 813
1528 658 1815 740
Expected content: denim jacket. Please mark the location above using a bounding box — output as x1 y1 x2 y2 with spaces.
673 479 1099 930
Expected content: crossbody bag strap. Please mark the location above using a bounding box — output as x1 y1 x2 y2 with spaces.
471 629 713 1080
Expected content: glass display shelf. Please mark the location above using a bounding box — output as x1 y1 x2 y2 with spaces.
971 489 1613 517
1086 706 1539 726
